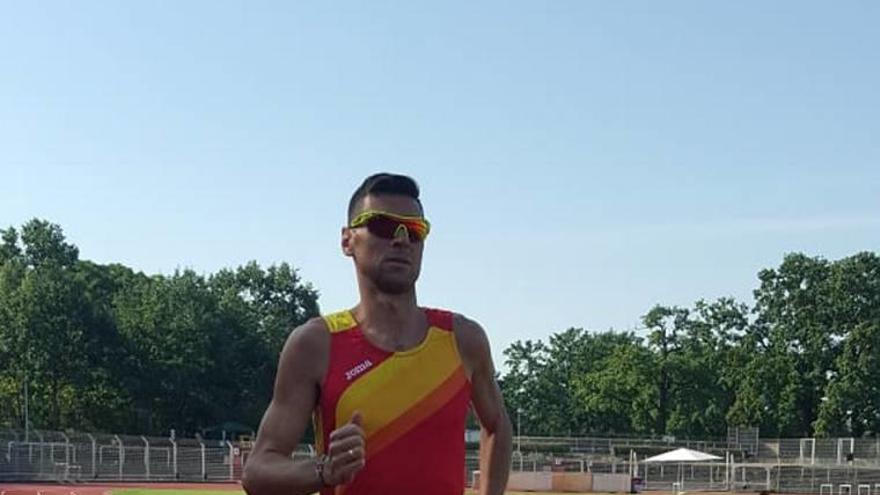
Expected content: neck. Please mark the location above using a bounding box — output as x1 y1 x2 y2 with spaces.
353 279 425 349
355 284 419 327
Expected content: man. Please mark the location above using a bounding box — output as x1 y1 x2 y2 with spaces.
242 173 512 495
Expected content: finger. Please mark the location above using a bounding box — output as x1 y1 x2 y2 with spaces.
333 455 366 483
328 410 363 442
329 425 365 445
330 446 365 470
350 410 363 426
328 436 365 457
327 451 366 485
329 423 365 442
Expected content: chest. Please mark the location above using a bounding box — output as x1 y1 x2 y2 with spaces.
319 327 469 438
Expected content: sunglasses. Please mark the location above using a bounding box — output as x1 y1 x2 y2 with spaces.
349 210 431 243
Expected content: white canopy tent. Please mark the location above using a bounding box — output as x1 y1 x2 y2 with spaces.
644 447 722 463
642 448 725 492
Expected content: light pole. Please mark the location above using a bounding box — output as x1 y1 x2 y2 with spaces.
23 376 29 442
516 408 522 452
516 408 523 471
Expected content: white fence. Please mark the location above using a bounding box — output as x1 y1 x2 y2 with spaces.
9 426 880 493
0 429 241 482
502 436 880 493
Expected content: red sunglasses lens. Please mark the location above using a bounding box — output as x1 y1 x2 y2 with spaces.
365 216 425 242
365 216 397 238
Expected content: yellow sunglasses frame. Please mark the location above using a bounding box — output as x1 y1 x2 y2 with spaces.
349 210 431 240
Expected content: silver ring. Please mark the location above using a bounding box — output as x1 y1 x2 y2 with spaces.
348 449 355 457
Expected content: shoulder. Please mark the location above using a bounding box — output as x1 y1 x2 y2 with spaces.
285 316 331 351
452 312 488 344
451 312 493 375
424 307 485 343
277 316 331 381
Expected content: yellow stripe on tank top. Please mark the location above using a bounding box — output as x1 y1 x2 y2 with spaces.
323 311 358 334
334 327 462 441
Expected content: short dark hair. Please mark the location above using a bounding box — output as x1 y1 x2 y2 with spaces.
347 173 423 221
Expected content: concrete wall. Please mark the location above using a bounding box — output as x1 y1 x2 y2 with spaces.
552 472 593 492
475 471 631 493
593 473 632 492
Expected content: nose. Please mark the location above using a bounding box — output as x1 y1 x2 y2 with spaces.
391 224 411 244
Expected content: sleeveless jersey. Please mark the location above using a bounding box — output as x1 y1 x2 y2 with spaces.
315 308 472 495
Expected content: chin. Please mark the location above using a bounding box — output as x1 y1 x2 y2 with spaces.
375 275 418 295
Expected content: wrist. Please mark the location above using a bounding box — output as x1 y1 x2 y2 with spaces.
315 455 332 487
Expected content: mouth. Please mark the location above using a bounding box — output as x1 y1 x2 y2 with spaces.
384 257 411 266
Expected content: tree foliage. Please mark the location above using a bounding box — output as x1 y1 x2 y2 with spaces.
0 219 320 435
502 252 880 438
2 219 878 439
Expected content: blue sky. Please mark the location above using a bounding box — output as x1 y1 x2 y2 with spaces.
2 1 879 367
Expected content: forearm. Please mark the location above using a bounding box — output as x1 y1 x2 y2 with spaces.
479 418 513 495
242 452 323 495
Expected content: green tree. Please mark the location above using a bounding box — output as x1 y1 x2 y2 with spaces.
815 322 880 436
211 261 320 357
0 227 26 427
0 219 98 429
575 337 657 434
1 219 321 434
502 329 650 436
643 305 688 434
753 253 837 435
752 252 880 436
114 270 226 433
208 261 320 429
499 339 546 436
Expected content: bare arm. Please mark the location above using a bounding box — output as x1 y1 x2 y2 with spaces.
455 314 513 495
241 319 326 495
242 319 365 495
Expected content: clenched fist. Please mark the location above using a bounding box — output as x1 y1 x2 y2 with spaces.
322 411 366 486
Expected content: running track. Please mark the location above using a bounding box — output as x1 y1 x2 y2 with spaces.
0 482 243 495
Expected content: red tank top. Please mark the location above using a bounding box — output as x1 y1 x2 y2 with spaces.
314 308 472 495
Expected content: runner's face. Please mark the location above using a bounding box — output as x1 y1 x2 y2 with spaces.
343 194 425 295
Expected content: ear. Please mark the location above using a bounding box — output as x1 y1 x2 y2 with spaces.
341 227 355 257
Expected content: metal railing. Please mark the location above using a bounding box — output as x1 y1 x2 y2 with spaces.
8 425 880 494
1 428 240 482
